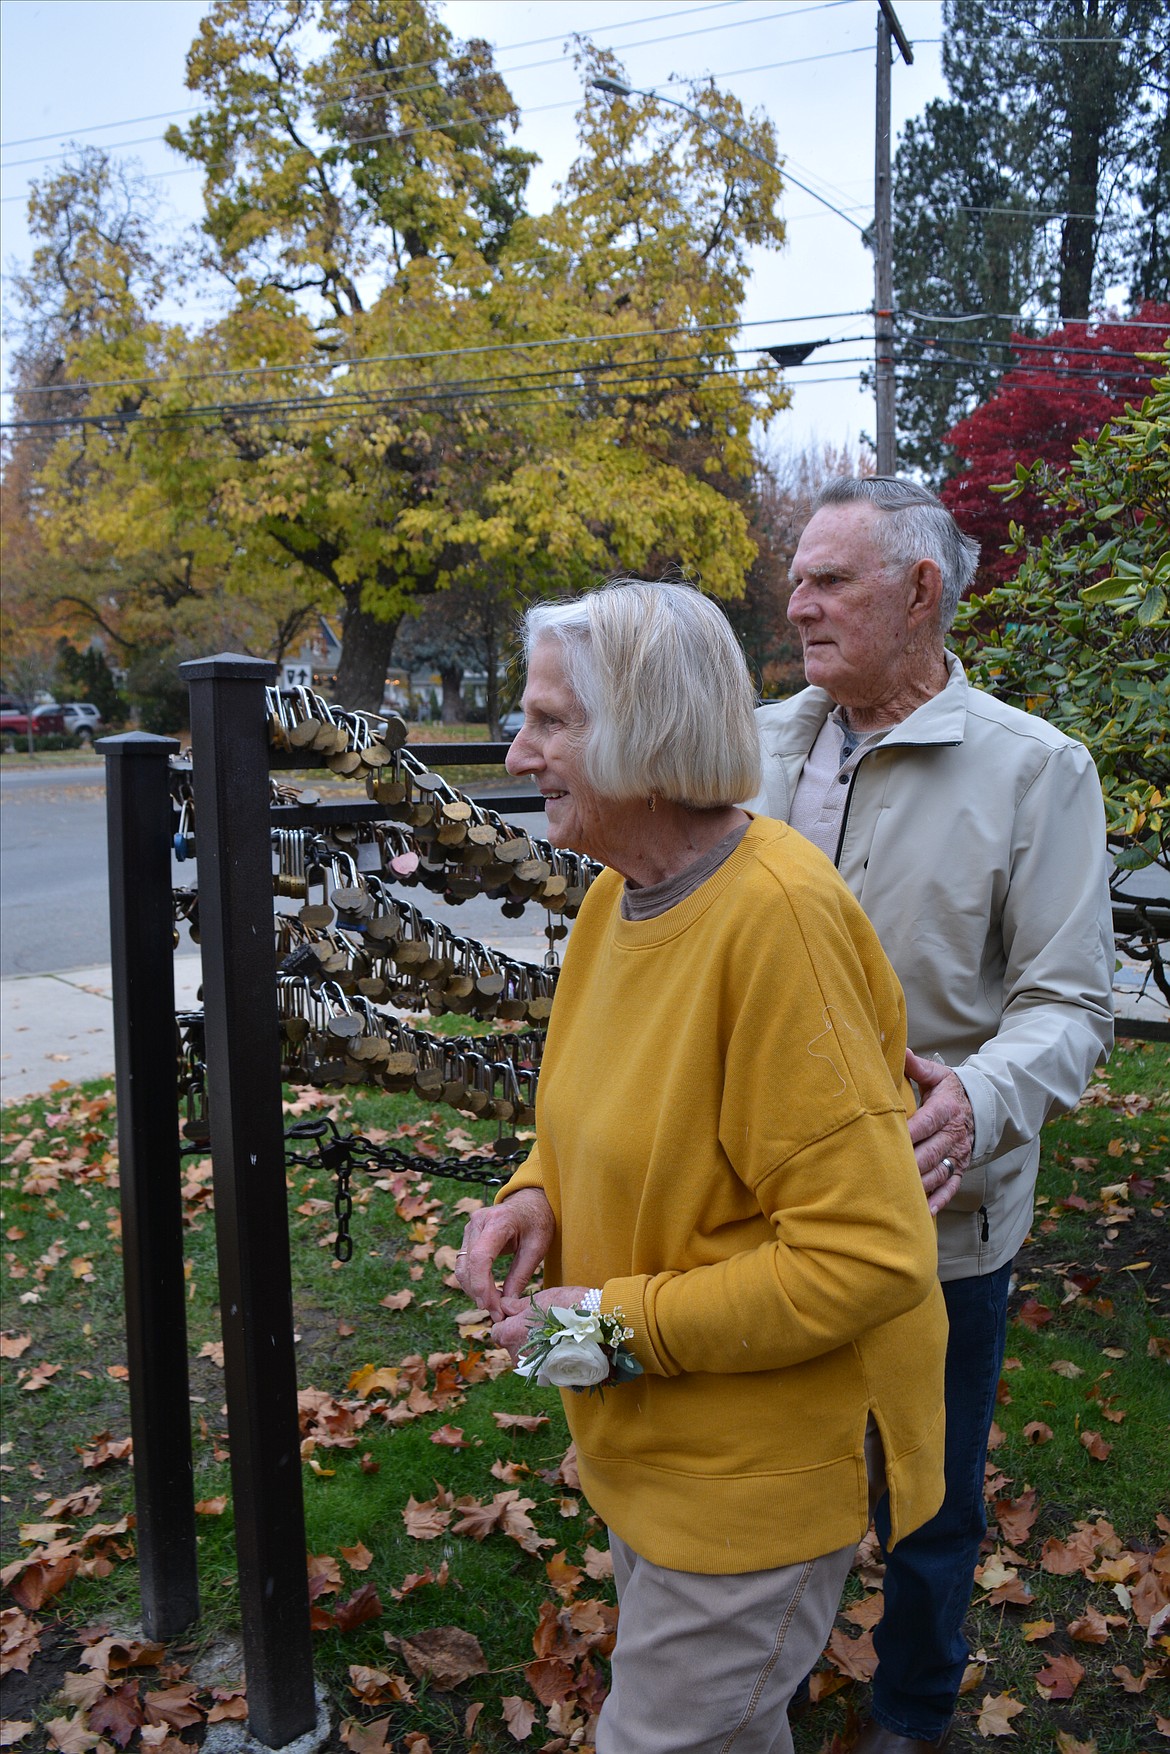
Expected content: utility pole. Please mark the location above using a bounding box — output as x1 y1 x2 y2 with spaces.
874 0 913 475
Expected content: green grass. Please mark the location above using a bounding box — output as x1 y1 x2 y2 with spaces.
1 1050 1167 1752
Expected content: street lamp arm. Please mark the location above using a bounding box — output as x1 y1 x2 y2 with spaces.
587 77 866 234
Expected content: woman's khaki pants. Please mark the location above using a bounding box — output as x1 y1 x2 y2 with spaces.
597 1533 856 1754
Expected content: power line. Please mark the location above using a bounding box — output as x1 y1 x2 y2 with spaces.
903 309 1170 329
0 0 748 149
1 1 860 173
11 311 869 399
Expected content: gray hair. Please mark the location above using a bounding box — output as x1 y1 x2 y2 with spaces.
811 477 980 630
522 580 761 808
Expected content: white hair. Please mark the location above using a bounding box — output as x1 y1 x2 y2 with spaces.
812 477 981 630
522 581 761 807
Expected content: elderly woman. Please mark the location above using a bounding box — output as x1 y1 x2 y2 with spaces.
457 581 946 1754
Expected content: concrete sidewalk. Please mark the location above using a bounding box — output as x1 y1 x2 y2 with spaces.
0 956 205 1106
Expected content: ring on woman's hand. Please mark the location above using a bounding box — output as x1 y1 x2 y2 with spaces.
940 1157 954 1174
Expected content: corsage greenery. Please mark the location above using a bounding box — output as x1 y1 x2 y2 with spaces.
515 1301 643 1395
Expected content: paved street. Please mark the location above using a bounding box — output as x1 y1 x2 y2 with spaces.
0 759 559 1102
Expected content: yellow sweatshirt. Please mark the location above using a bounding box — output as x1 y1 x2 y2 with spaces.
501 816 946 1574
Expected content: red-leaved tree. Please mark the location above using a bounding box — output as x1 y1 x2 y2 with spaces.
940 302 1170 587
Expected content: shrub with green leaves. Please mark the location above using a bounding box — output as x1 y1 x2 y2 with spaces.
952 355 1169 885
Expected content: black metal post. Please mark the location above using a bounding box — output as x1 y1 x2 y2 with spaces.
99 732 200 1638
180 656 316 1747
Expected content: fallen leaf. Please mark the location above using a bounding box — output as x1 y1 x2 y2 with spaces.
1080 1430 1112 1462
1055 1736 1097 1754
1068 1605 1110 1644
194 1497 227 1516
0 1722 34 1747
492 1413 549 1432
1015 1299 1054 1332
347 1664 413 1704
341 1542 373 1572
583 1545 614 1581
141 1684 203 1730
1050 1359 1085 1378
430 1425 469 1448
6 1555 79 1611
976 1693 1026 1737
398 1626 487 1690
1113 1664 1155 1693
340 1715 393 1752
1023 1421 1054 1445
994 1489 1039 1547
402 1495 452 1541
379 1290 414 1311
1036 1654 1085 1700
546 1552 584 1601
501 1694 538 1740
333 1584 384 1633
87 1680 145 1746
21 1362 62 1392
43 1713 103 1753
1022 1619 1056 1642
825 1626 877 1682
0 1333 31 1359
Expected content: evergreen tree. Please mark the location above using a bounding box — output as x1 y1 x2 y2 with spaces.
893 0 1170 479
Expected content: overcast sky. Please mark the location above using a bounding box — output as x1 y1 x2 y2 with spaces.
0 0 948 455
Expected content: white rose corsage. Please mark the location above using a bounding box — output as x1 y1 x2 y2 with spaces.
515 1301 643 1397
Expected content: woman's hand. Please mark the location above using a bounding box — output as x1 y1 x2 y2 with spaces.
491 1285 592 1364
455 1189 556 1322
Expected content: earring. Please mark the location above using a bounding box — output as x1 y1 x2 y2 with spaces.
646 795 657 813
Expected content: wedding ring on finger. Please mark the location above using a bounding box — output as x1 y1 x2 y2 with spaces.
940 1156 954 1175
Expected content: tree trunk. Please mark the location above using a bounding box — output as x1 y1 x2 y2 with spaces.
484 612 500 738
439 662 464 724
332 593 400 712
1058 3 1105 319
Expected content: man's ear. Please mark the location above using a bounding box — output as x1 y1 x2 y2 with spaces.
907 558 944 628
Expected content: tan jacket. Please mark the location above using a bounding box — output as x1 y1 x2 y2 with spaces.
750 655 1115 1280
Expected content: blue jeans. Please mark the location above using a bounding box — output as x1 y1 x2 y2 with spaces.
870 1261 1014 1741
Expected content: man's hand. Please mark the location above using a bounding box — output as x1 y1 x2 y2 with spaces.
905 1048 976 1216
455 1188 556 1322
491 1285 591 1363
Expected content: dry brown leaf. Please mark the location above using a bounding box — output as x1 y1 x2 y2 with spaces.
808 1671 849 1703
0 1722 34 1747
1022 1619 1056 1642
43 1713 103 1753
1049 1359 1084 1378
825 1626 877 1682
398 1626 487 1689
430 1425 469 1449
339 1715 393 1752
841 1591 885 1630
87 1679 145 1746
341 1542 373 1572
546 1552 584 1601
194 1497 227 1516
1055 1735 1097 1754
0 1607 42 1678
583 1545 614 1581
1080 1429 1112 1462
1068 1606 1112 1644
379 1290 413 1311
402 1495 453 1541
7 1555 79 1612
333 1584 384 1633
0 1333 31 1359
493 1413 549 1432
1036 1653 1085 1699
994 1488 1039 1547
976 1693 1026 1737
501 1694 538 1741
1023 1421 1054 1445
141 1684 203 1729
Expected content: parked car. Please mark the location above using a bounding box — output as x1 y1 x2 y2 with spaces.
0 703 66 738
60 702 103 737
499 710 524 741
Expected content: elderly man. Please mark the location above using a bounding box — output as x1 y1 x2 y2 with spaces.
751 477 1114 1753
